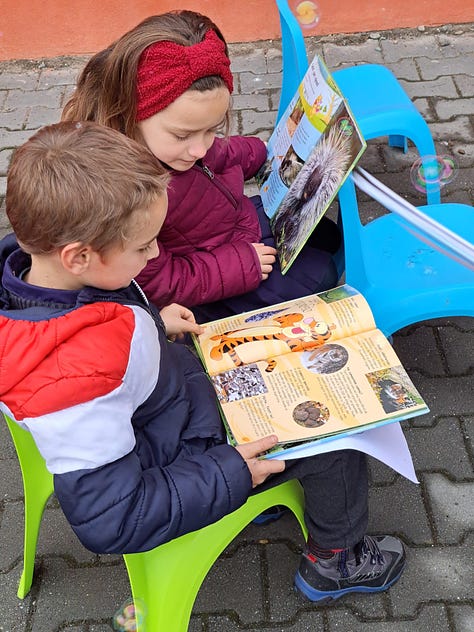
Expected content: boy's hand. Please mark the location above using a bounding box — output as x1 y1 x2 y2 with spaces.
160 303 204 340
251 243 277 280
235 435 285 487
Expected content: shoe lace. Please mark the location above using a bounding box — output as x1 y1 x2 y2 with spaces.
357 535 385 567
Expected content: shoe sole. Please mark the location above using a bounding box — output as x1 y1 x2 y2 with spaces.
294 561 406 603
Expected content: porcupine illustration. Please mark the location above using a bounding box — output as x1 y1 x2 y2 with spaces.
279 150 304 186
272 123 352 259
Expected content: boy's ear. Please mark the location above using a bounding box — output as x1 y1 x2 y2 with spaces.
59 242 93 275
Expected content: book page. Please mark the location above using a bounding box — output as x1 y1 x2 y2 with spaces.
255 54 366 274
210 328 427 448
195 285 376 375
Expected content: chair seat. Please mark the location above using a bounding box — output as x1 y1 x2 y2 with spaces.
346 203 474 333
360 203 474 287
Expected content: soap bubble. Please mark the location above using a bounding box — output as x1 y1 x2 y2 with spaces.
289 1 321 31
113 598 146 631
410 155 456 194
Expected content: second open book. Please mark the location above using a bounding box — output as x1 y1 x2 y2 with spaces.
193 285 428 463
256 55 366 274
256 53 474 276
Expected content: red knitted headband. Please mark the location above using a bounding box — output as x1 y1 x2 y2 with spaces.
136 30 234 121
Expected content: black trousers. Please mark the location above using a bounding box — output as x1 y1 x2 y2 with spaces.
254 449 368 550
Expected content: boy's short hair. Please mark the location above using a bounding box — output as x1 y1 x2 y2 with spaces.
6 121 170 254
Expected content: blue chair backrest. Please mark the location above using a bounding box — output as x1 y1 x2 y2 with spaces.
275 0 309 121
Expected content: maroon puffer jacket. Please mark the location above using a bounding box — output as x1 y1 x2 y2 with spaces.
136 135 267 309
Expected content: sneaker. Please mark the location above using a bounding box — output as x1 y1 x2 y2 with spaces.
252 505 288 525
295 535 406 603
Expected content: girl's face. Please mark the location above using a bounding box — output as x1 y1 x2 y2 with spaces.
138 86 230 171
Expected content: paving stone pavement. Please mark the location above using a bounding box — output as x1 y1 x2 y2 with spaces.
0 23 473 632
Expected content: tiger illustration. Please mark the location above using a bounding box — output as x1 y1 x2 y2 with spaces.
209 312 336 371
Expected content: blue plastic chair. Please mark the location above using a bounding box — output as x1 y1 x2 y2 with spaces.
275 0 440 205
338 177 474 334
275 0 474 332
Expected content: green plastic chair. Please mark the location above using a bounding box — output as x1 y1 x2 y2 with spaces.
4 413 307 631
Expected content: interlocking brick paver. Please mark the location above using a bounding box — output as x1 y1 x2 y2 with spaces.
417 53 474 79
0 71 39 90
265 47 285 74
4 85 66 111
0 108 29 131
429 116 474 142
30 559 129 632
404 419 473 479
239 69 283 94
0 23 473 632
414 375 474 418
328 602 451 631
368 477 433 544
25 106 62 129
464 415 474 457
390 542 474 617
0 148 12 175
400 76 458 99
424 474 474 543
0 128 35 149
321 40 385 67
436 97 474 120
231 92 270 112
438 325 474 373
37 64 85 89
436 32 474 56
454 74 474 97
240 108 278 136
229 45 268 74
384 57 421 81
381 34 441 61
450 604 474 632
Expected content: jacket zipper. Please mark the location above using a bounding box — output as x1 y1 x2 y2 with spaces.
92 280 166 336
194 163 239 209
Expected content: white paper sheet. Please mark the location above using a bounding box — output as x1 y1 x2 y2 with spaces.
266 421 419 484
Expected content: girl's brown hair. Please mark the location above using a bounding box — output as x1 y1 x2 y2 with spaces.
6 121 169 254
62 11 231 143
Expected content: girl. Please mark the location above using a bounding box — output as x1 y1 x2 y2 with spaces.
62 10 341 322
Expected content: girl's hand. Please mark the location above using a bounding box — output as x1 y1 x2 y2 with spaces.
251 243 277 280
160 303 204 340
235 435 285 487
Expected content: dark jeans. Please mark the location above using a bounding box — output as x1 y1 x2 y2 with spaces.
254 449 368 550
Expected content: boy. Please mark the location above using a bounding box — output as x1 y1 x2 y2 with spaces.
0 122 405 603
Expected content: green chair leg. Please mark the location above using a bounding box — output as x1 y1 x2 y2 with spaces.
123 479 306 632
5 414 54 598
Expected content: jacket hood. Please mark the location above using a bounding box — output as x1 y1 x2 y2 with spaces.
0 235 136 418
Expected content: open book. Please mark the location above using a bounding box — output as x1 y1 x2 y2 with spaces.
255 54 366 274
193 285 428 460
